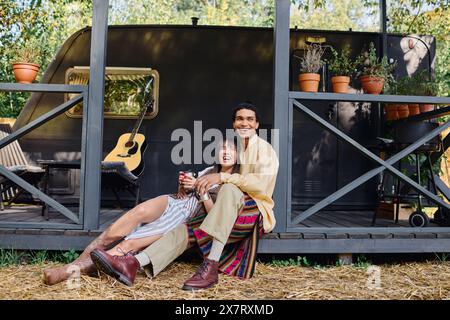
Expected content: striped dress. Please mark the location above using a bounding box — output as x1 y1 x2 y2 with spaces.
186 194 263 279
125 167 214 240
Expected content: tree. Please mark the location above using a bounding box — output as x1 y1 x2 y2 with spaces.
387 0 449 96
0 0 448 118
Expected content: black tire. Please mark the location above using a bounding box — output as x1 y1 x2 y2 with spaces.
409 211 429 227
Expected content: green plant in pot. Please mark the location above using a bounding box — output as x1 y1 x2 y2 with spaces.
298 44 325 93
327 45 357 93
11 37 41 84
391 76 420 117
413 70 438 113
357 42 395 94
383 79 403 120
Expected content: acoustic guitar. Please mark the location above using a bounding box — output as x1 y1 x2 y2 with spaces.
104 80 154 176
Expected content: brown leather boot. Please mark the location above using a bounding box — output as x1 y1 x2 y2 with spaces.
43 257 96 286
182 258 219 291
90 249 140 286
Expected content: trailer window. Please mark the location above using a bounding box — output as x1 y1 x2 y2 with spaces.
65 67 159 119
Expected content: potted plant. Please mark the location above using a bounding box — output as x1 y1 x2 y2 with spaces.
383 80 401 120
11 38 41 84
383 79 410 120
413 70 438 113
357 42 395 94
298 44 325 92
420 78 438 113
396 76 420 116
327 45 357 93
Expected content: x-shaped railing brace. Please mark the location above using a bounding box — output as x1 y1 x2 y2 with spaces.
291 99 450 225
0 95 83 224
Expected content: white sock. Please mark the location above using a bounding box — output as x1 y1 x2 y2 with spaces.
134 252 150 267
208 239 225 262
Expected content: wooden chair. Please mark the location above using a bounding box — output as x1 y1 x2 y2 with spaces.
0 123 45 210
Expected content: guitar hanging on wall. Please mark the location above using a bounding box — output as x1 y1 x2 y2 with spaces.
104 79 154 176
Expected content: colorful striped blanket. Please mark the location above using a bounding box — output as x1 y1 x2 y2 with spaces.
186 194 263 279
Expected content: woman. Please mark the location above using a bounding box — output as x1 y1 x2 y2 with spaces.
43 139 238 285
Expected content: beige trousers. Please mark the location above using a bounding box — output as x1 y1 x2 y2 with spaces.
141 183 244 277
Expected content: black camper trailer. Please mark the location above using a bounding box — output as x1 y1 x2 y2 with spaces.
1 0 450 255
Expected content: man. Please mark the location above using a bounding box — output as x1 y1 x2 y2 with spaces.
91 102 279 290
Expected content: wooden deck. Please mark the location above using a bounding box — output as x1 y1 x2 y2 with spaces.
0 206 436 229
293 210 430 228
0 205 125 229
1 206 450 252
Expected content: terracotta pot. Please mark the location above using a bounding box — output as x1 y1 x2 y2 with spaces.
298 73 320 92
385 104 399 121
420 104 434 113
397 104 409 119
331 76 350 93
408 103 420 116
12 62 39 84
359 75 384 94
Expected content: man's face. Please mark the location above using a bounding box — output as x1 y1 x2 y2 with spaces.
233 108 259 139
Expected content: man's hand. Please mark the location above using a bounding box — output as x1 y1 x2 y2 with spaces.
195 173 221 195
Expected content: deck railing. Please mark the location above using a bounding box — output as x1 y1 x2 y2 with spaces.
273 0 450 234
286 93 450 234
0 84 87 229
0 0 109 231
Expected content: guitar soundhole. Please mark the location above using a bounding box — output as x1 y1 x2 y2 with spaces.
125 141 134 148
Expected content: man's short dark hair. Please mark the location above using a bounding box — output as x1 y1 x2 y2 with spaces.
232 101 260 122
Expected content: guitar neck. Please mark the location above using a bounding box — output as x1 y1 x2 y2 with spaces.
127 98 153 143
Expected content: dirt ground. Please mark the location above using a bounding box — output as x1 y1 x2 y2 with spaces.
1 260 450 300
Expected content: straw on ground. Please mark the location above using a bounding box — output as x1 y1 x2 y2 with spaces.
1 261 450 299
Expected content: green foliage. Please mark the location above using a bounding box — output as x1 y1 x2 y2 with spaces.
327 45 357 77
434 252 450 263
0 248 25 266
61 249 79 264
291 0 380 32
0 0 448 119
269 256 313 267
404 153 443 185
411 70 439 96
0 249 80 266
388 1 449 97
8 37 43 64
392 70 440 96
354 254 372 269
357 42 396 80
29 250 49 265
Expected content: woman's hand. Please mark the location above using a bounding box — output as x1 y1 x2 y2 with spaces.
180 175 197 191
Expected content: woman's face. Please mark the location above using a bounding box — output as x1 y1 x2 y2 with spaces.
218 142 237 167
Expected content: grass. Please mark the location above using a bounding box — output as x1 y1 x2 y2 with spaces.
434 252 450 263
0 249 26 267
0 249 447 269
0 248 80 266
268 256 312 267
266 254 375 270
